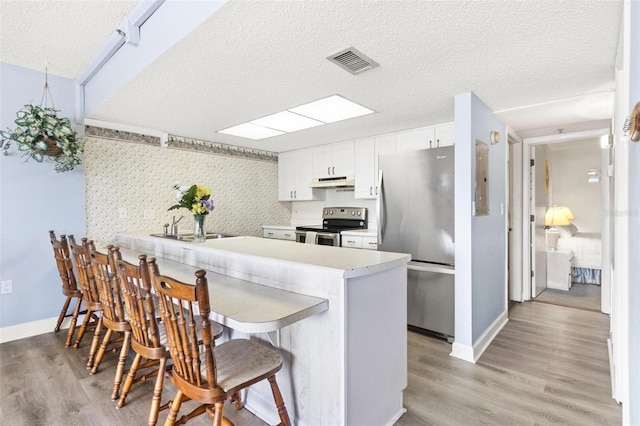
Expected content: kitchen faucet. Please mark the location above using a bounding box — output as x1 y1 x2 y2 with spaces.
170 215 184 237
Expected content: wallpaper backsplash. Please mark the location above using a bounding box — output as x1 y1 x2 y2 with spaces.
84 130 291 246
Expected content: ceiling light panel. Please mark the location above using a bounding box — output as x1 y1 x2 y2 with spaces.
250 111 324 132
289 95 375 123
218 123 284 140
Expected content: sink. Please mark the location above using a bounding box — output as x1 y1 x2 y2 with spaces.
149 232 235 241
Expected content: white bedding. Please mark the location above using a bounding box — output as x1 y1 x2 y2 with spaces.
557 232 602 269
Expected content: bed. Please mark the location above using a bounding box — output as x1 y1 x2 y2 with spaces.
556 224 602 285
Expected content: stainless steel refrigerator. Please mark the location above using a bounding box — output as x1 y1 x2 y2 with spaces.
377 146 455 340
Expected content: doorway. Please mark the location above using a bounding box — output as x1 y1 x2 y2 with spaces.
519 128 610 313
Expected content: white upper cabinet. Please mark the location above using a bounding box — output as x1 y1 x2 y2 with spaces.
354 134 397 199
312 140 355 179
278 150 324 201
435 123 455 147
396 122 455 152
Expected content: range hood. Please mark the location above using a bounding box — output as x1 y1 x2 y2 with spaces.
309 176 355 188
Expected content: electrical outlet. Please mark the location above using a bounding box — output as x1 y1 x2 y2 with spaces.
118 208 127 219
143 210 154 220
1 280 12 294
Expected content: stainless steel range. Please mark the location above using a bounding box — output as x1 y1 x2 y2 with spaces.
295 207 368 246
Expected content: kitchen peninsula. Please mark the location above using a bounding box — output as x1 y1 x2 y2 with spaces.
114 232 411 426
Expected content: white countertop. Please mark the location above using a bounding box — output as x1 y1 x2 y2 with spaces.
118 232 410 279
116 247 328 333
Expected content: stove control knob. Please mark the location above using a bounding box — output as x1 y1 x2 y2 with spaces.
357 211 361 216
351 211 355 216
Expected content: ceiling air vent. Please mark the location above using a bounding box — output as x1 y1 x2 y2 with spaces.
327 47 379 75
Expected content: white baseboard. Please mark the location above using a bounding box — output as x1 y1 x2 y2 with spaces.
0 316 72 344
450 310 509 363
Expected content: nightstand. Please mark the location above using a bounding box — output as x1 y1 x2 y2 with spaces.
546 248 574 291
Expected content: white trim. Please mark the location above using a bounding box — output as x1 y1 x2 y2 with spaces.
450 311 509 363
0 316 71 344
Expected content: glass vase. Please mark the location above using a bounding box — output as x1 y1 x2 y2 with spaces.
193 214 206 243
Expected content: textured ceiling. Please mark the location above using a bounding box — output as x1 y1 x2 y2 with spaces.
0 1 623 153
0 0 137 78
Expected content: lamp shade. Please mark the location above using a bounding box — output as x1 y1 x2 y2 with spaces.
544 206 574 227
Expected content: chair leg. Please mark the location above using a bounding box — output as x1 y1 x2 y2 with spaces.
73 308 94 350
111 331 131 400
148 357 167 426
91 327 112 375
268 375 291 426
64 296 83 347
117 352 142 409
55 296 72 333
165 390 184 426
86 316 103 369
212 401 225 426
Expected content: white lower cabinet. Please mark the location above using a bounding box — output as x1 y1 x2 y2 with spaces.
262 227 296 241
341 234 378 250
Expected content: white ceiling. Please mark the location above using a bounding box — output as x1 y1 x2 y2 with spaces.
0 0 623 153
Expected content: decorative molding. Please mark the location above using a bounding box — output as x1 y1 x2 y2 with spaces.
85 125 161 146
168 135 278 163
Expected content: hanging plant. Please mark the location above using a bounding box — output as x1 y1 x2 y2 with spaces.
0 66 84 173
0 104 84 172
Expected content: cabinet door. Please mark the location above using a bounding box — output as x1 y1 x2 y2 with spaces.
362 236 378 250
331 140 355 177
294 149 318 200
435 123 455 147
312 145 332 178
342 235 363 249
278 152 295 201
374 134 397 196
397 127 434 152
354 138 375 199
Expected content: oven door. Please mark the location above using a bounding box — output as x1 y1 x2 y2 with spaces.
295 231 339 246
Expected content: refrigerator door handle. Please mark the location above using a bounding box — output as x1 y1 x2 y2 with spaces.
407 262 455 275
377 170 384 245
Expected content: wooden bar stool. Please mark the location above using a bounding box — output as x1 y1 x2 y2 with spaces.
88 243 130 401
49 230 84 347
148 259 291 426
68 235 103 369
115 253 224 425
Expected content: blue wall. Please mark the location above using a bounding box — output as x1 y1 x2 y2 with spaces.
454 92 507 354
0 62 86 330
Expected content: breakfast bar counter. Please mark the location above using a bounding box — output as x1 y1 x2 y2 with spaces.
114 232 411 426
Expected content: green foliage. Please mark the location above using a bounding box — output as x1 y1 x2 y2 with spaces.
0 104 84 172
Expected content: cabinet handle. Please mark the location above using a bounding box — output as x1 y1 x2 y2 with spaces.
284 233 291 237
375 186 378 196
370 186 373 196
290 190 293 198
294 190 297 198
327 166 331 175
436 138 440 147
332 166 335 175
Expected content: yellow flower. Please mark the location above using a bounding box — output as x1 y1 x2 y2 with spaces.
195 185 211 200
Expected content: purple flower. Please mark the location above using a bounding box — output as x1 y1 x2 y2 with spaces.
201 199 215 212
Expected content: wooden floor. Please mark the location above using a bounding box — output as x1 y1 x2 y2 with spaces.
0 301 621 425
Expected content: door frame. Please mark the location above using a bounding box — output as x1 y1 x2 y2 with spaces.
520 128 610 301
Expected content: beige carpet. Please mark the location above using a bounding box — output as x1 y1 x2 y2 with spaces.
535 283 601 312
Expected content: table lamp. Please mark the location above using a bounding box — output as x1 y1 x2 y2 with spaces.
544 206 574 250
